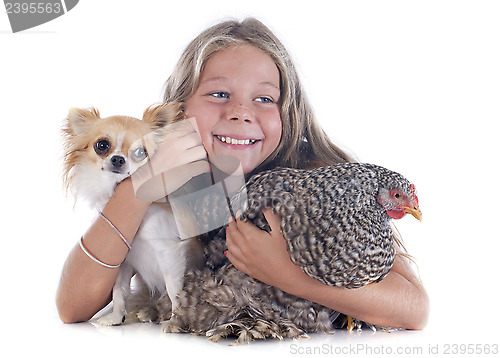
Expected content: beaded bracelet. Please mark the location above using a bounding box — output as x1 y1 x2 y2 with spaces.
79 236 121 269
98 210 132 250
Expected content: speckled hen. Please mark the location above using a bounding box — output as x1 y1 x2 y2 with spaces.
236 162 421 288
140 163 422 342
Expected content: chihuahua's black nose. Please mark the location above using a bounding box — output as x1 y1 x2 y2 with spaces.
111 155 126 168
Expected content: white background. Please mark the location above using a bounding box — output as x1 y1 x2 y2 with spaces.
1 1 499 357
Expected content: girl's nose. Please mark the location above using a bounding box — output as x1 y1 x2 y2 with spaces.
227 102 253 123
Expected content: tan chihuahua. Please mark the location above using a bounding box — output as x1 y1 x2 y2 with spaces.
62 103 201 325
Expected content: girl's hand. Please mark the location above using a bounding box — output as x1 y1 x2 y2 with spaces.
132 118 211 202
225 209 305 288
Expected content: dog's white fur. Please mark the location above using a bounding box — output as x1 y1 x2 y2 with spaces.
62 103 201 325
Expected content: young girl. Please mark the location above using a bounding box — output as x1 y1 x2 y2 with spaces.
56 18 428 329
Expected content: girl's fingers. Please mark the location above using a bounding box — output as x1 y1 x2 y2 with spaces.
150 132 207 174
182 145 208 165
225 222 245 262
233 209 277 236
180 131 204 149
160 159 211 194
131 118 209 201
134 159 211 202
225 209 282 261
159 128 203 154
224 249 246 272
163 119 198 138
185 116 200 133
261 209 281 233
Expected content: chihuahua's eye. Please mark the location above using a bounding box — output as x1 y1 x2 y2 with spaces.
94 139 111 156
131 147 147 162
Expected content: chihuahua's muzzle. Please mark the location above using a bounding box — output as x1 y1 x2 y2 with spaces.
111 155 126 172
105 154 129 175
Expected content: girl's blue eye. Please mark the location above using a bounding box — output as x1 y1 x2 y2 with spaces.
209 91 229 99
255 97 274 104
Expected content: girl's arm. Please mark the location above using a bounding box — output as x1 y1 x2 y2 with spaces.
56 178 150 323
225 209 429 330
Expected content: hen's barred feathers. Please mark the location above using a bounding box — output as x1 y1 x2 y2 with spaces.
163 265 342 340
128 163 419 342
136 264 393 342
205 163 417 286
241 163 417 287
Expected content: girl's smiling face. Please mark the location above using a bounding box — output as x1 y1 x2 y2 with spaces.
185 44 282 174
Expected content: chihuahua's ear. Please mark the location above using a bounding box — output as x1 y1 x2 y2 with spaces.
142 102 185 130
65 107 101 136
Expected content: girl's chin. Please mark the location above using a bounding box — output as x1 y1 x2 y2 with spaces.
222 157 257 174
205 153 257 175
210 142 264 174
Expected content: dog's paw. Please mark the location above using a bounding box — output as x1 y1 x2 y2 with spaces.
96 311 126 326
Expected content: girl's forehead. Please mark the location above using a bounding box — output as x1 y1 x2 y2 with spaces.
200 44 280 86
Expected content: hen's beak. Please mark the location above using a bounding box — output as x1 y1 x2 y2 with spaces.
404 206 422 221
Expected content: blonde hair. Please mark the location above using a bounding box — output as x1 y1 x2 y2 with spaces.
163 18 353 175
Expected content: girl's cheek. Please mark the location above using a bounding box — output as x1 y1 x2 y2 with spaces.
184 94 205 117
266 116 283 145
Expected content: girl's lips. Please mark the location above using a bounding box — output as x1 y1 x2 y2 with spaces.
214 134 261 146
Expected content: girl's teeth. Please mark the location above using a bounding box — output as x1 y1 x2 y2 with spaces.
218 136 256 145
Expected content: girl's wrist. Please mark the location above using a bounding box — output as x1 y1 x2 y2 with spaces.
117 177 153 208
277 262 322 299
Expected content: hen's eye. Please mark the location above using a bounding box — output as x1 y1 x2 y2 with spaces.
94 139 110 156
131 147 147 162
394 193 401 199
